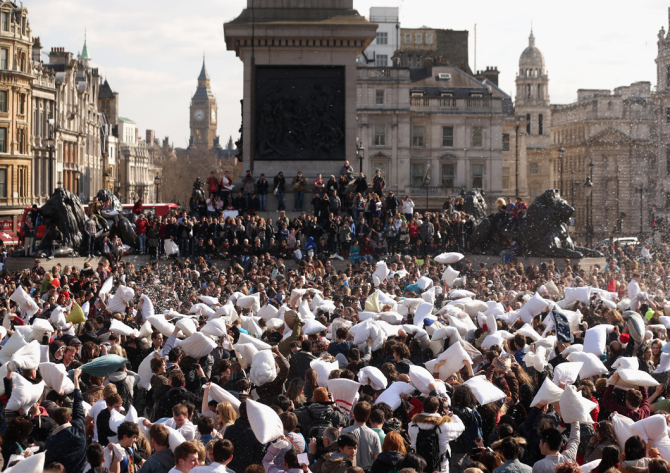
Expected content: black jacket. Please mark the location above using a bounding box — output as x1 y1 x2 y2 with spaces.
223 417 264 473
288 350 317 382
44 389 87 473
370 450 404 473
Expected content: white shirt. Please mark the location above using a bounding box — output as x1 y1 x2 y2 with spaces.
89 398 107 442
642 246 651 258
403 200 415 214
191 463 232 473
628 278 640 300
163 418 196 441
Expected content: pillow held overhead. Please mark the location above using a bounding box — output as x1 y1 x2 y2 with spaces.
559 385 598 424
6 375 45 412
566 352 609 379
250 350 277 386
553 362 583 386
81 354 128 378
247 399 283 444
530 377 564 407
357 366 388 390
178 332 216 359
463 376 506 406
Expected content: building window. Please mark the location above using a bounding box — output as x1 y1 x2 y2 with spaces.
651 155 657 170
502 167 510 189
415 33 423 44
411 163 425 187
538 114 544 135
538 84 543 99
530 162 539 175
502 133 510 151
667 108 670 123
18 128 23 154
472 126 483 148
375 89 384 105
375 54 388 67
0 168 5 197
526 113 531 134
0 91 6 113
0 48 6 70
407 56 413 67
530 186 540 199
472 164 483 188
426 33 434 45
404 32 412 44
442 163 455 188
0 127 6 153
19 94 25 115
442 126 454 147
376 32 388 45
1 12 7 32
412 126 424 147
526 84 531 99
374 124 386 146
373 162 386 179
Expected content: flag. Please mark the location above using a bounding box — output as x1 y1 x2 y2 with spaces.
552 307 573 344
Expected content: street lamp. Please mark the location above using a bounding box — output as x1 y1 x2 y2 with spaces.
570 170 575 207
558 145 565 196
584 176 593 247
422 164 431 211
356 142 365 174
154 174 161 203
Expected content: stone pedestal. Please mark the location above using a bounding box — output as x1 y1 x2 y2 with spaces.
224 0 377 180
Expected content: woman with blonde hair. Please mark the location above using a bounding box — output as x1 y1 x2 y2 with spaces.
216 402 237 435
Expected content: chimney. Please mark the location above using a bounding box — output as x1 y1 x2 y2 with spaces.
424 54 434 75
146 129 154 144
135 128 139 143
32 37 41 62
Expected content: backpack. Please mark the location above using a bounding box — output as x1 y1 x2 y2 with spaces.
414 424 442 473
304 409 334 458
451 406 482 454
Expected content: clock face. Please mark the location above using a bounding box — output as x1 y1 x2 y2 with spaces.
194 109 204 121
211 109 216 122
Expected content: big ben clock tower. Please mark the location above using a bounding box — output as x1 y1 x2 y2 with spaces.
189 57 217 148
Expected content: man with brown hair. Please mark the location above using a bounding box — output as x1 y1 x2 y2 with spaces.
602 372 650 421
341 401 381 470
143 403 196 440
170 441 200 473
139 424 174 473
191 439 234 473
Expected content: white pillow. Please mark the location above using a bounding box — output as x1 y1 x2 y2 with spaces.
464 376 506 405
417 276 433 291
238 333 272 351
237 294 261 313
328 378 361 415
310 358 339 388
553 362 584 386
618 369 660 387
655 353 670 373
450 289 475 299
409 365 436 395
199 295 220 306
523 346 547 372
565 286 592 304
581 460 601 473
413 303 434 328
177 332 216 359
583 325 614 356
358 366 388 390
612 412 634 449
303 319 327 336
353 319 386 352
208 383 241 414
110 319 139 337
424 341 472 381
566 352 609 378
372 262 390 286
481 332 509 351
6 376 45 412
108 285 134 313
523 293 550 316
375 381 415 410
175 318 197 337
147 314 175 338
515 323 541 342
559 385 597 423
165 425 186 452
258 303 279 320
380 311 404 325
200 318 228 337
266 319 284 331
189 303 216 319
561 344 583 356
0 331 28 364
4 451 45 473
421 287 437 304
137 351 156 391
139 294 154 320
39 362 74 395
464 300 489 317
250 350 277 387
49 306 66 328
434 252 464 264
612 357 639 371
233 343 258 366
11 340 41 370
109 408 125 436
630 415 668 442
531 378 564 407
247 399 284 444
442 266 459 286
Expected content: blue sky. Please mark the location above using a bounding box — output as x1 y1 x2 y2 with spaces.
25 0 664 149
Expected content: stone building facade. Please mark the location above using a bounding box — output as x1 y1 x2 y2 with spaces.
0 2 34 234
551 84 656 244
654 11 670 228
356 63 509 208
358 7 400 68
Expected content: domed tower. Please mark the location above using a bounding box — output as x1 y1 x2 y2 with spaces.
515 30 552 201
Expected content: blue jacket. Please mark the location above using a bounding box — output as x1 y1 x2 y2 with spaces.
44 389 87 473
493 459 533 473
138 448 174 473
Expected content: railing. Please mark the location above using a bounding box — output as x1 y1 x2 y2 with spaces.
357 67 411 81
370 16 399 22
409 187 460 196
409 97 500 113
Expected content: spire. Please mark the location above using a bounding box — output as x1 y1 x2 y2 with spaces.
81 29 91 60
529 28 535 48
198 54 209 81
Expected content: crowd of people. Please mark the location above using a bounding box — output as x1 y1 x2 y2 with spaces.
4 181 670 473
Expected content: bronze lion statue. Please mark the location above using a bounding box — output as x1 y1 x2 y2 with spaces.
469 189 602 258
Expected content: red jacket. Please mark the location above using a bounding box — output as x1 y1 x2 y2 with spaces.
602 384 649 421
136 219 148 235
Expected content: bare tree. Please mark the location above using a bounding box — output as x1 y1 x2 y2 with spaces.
162 147 241 206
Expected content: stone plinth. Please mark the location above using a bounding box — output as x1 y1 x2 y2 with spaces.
224 0 377 179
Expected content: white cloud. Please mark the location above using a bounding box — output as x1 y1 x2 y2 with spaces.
23 0 664 148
